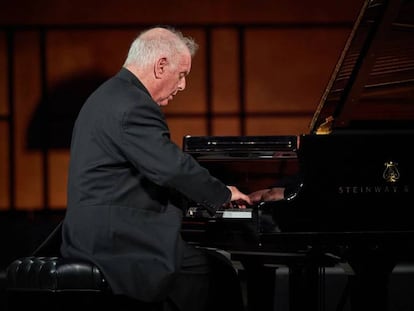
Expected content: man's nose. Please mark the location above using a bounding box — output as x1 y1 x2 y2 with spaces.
178 78 186 91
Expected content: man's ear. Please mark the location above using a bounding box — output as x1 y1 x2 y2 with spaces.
154 57 168 79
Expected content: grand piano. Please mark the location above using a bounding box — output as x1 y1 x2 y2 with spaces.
181 0 414 310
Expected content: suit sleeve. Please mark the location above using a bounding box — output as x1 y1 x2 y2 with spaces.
119 92 231 211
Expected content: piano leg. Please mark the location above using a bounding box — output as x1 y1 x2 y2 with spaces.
240 252 332 311
348 254 396 311
241 259 276 311
288 262 321 311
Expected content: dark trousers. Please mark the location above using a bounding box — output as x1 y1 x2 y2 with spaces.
165 244 245 311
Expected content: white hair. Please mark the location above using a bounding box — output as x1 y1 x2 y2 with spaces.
123 26 198 69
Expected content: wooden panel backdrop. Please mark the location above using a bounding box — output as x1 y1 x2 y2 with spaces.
0 0 364 210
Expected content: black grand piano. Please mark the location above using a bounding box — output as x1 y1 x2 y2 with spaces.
181 0 414 310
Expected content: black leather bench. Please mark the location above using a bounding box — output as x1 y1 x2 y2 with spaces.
5 222 162 311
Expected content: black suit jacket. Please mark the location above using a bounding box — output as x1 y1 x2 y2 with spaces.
61 68 231 302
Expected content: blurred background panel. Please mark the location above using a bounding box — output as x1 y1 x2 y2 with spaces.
14 31 44 210
0 123 9 210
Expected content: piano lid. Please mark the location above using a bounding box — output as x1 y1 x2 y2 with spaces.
310 0 414 134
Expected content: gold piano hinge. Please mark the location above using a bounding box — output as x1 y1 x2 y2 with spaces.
315 116 334 135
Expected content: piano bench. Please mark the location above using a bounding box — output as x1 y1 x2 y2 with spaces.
5 256 162 311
